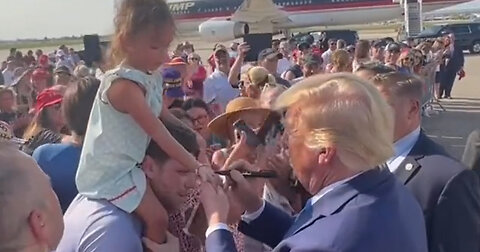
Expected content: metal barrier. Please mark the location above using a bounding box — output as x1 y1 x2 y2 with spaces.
421 63 446 116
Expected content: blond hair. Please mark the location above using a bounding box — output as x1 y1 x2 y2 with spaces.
109 0 174 68
371 72 424 101
274 73 394 171
331 49 351 72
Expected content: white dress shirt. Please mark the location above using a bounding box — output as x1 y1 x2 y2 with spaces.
386 127 421 173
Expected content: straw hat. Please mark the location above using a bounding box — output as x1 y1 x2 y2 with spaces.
208 97 270 140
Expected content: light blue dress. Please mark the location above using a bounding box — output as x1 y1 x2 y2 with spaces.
76 66 163 213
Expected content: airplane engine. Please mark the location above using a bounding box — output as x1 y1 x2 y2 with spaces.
199 19 249 42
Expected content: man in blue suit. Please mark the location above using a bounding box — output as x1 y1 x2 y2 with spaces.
199 74 429 252
371 72 480 252
439 32 464 99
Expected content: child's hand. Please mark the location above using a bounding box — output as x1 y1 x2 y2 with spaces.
197 164 220 186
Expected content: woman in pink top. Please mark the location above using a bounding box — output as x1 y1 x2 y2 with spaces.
186 53 207 99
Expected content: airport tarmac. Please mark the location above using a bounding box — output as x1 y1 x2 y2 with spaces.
422 54 480 160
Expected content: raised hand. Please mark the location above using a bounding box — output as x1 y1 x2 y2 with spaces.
225 162 264 213
199 181 229 227
238 42 251 58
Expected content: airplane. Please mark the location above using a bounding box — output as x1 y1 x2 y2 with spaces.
167 0 471 41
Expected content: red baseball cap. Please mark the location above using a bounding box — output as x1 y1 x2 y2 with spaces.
31 69 50 82
166 57 187 66
34 89 62 113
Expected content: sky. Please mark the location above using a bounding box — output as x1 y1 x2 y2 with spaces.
1 0 479 40
0 0 116 40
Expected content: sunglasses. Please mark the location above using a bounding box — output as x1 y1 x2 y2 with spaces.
189 57 200 61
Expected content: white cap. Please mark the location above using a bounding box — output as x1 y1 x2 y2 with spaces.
56 50 66 58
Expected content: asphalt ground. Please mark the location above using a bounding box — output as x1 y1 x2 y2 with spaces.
422 54 480 160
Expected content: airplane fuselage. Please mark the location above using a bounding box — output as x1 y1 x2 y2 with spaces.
168 0 466 32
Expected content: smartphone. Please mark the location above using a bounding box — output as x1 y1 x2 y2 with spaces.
233 120 261 147
215 169 278 178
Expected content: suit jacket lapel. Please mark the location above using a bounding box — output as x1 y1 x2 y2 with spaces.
288 167 392 236
394 156 422 184
394 131 427 184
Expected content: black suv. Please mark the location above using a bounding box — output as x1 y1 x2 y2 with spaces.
412 22 480 54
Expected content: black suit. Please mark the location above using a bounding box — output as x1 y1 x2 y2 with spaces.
439 44 464 98
394 131 480 252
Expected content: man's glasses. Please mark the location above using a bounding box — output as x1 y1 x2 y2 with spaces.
189 57 200 61
191 114 209 124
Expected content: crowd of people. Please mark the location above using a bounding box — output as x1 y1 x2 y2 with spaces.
1 0 479 252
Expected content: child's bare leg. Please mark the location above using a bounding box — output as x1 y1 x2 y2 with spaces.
134 182 168 247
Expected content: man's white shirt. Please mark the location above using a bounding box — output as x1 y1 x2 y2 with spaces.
321 49 334 66
2 69 14 86
203 69 239 111
386 127 421 173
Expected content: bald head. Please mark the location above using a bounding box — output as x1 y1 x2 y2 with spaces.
0 144 38 250
0 143 63 252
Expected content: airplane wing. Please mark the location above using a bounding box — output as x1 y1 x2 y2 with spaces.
231 0 291 25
